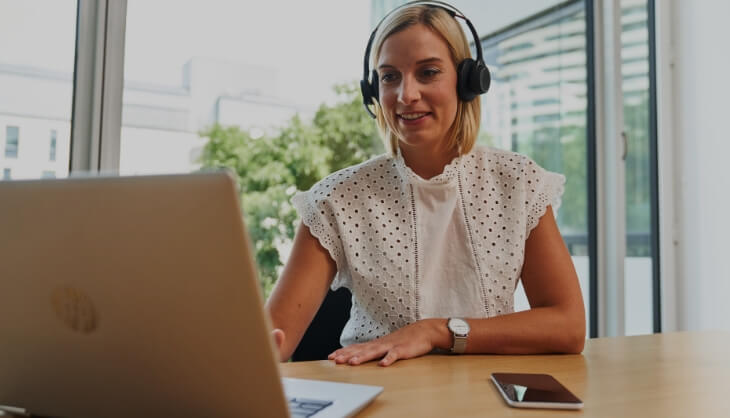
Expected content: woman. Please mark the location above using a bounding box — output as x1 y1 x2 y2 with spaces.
266 2 585 367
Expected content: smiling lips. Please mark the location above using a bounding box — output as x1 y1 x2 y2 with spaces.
398 112 431 123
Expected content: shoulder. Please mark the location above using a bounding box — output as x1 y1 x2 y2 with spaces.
465 145 539 178
469 145 533 167
304 153 394 200
464 146 564 198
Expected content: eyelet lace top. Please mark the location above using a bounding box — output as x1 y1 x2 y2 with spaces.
393 146 463 186
291 145 565 347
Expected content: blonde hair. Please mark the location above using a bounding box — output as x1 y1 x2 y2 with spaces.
371 5 482 156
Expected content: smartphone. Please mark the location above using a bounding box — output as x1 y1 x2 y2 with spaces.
490 372 583 410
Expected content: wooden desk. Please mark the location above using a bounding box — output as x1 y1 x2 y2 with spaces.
281 331 730 417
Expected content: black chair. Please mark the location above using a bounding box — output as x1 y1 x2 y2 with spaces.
291 287 352 361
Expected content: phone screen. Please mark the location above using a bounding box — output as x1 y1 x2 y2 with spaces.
491 373 583 408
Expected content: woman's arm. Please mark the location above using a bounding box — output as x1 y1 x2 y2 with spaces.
328 206 585 366
445 204 586 354
265 223 337 361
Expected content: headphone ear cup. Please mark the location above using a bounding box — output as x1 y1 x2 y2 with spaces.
370 69 379 103
360 79 374 106
457 59 491 102
457 58 478 102
472 62 491 95
360 70 380 119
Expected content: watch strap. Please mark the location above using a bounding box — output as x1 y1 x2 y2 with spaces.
451 334 467 354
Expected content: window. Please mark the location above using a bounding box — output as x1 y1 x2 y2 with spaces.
50 129 57 161
41 170 56 179
5 126 19 158
119 1 376 178
502 42 533 53
9 0 654 333
0 1 76 180
121 0 379 295
479 1 591 336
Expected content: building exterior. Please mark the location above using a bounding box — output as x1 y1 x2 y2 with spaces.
0 63 73 180
0 57 313 179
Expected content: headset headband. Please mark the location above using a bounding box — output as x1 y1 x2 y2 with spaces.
362 1 485 85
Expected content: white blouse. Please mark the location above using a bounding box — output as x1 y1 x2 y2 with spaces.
400 152 484 320
292 145 565 347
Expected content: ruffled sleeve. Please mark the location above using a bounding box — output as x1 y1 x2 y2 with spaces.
522 157 566 237
291 183 351 290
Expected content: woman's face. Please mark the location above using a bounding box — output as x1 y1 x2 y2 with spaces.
377 23 459 152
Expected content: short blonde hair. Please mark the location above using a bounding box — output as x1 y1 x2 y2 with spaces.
371 5 482 156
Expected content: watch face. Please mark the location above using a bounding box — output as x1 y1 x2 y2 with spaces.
448 318 470 335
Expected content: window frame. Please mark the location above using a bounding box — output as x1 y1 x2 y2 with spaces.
653 0 676 332
70 0 127 173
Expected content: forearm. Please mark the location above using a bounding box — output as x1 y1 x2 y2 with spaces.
265 259 332 361
265 223 338 361
428 306 586 355
265 296 308 361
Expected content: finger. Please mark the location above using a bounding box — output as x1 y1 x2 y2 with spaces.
329 343 370 363
335 349 361 364
272 329 285 349
328 347 349 360
379 347 400 367
328 346 356 361
329 346 359 363
330 344 383 365
348 344 391 365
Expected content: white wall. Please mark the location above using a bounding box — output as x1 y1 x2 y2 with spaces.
671 0 730 331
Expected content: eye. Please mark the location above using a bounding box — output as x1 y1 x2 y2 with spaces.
380 72 399 83
421 67 441 78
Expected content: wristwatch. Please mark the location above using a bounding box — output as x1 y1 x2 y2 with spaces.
447 318 470 354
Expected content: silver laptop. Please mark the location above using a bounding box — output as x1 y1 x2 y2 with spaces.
0 172 382 418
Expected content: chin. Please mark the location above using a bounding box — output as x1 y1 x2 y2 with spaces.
397 135 441 150
398 138 438 152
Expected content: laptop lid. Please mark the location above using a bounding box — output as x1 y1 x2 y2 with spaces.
0 172 290 418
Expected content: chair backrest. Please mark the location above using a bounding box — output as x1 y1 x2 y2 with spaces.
291 288 352 361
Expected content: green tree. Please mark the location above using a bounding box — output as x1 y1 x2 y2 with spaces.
199 83 383 296
513 124 587 237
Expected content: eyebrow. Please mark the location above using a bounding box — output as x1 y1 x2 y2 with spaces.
377 57 443 69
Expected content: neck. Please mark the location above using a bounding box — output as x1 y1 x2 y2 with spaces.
399 142 460 180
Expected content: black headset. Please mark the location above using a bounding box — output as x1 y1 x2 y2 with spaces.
360 0 491 119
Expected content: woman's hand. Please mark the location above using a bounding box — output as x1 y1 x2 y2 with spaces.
272 328 286 361
328 319 450 367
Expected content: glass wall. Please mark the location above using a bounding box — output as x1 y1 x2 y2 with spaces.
621 0 655 335
0 1 77 180
476 0 659 336
478 2 591 336
0 0 657 330
121 0 381 294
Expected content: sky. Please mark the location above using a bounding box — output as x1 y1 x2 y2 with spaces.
0 1 373 108
123 0 373 107
0 0 561 108
0 1 78 72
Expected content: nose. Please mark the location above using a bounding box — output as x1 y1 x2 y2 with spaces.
397 75 421 105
